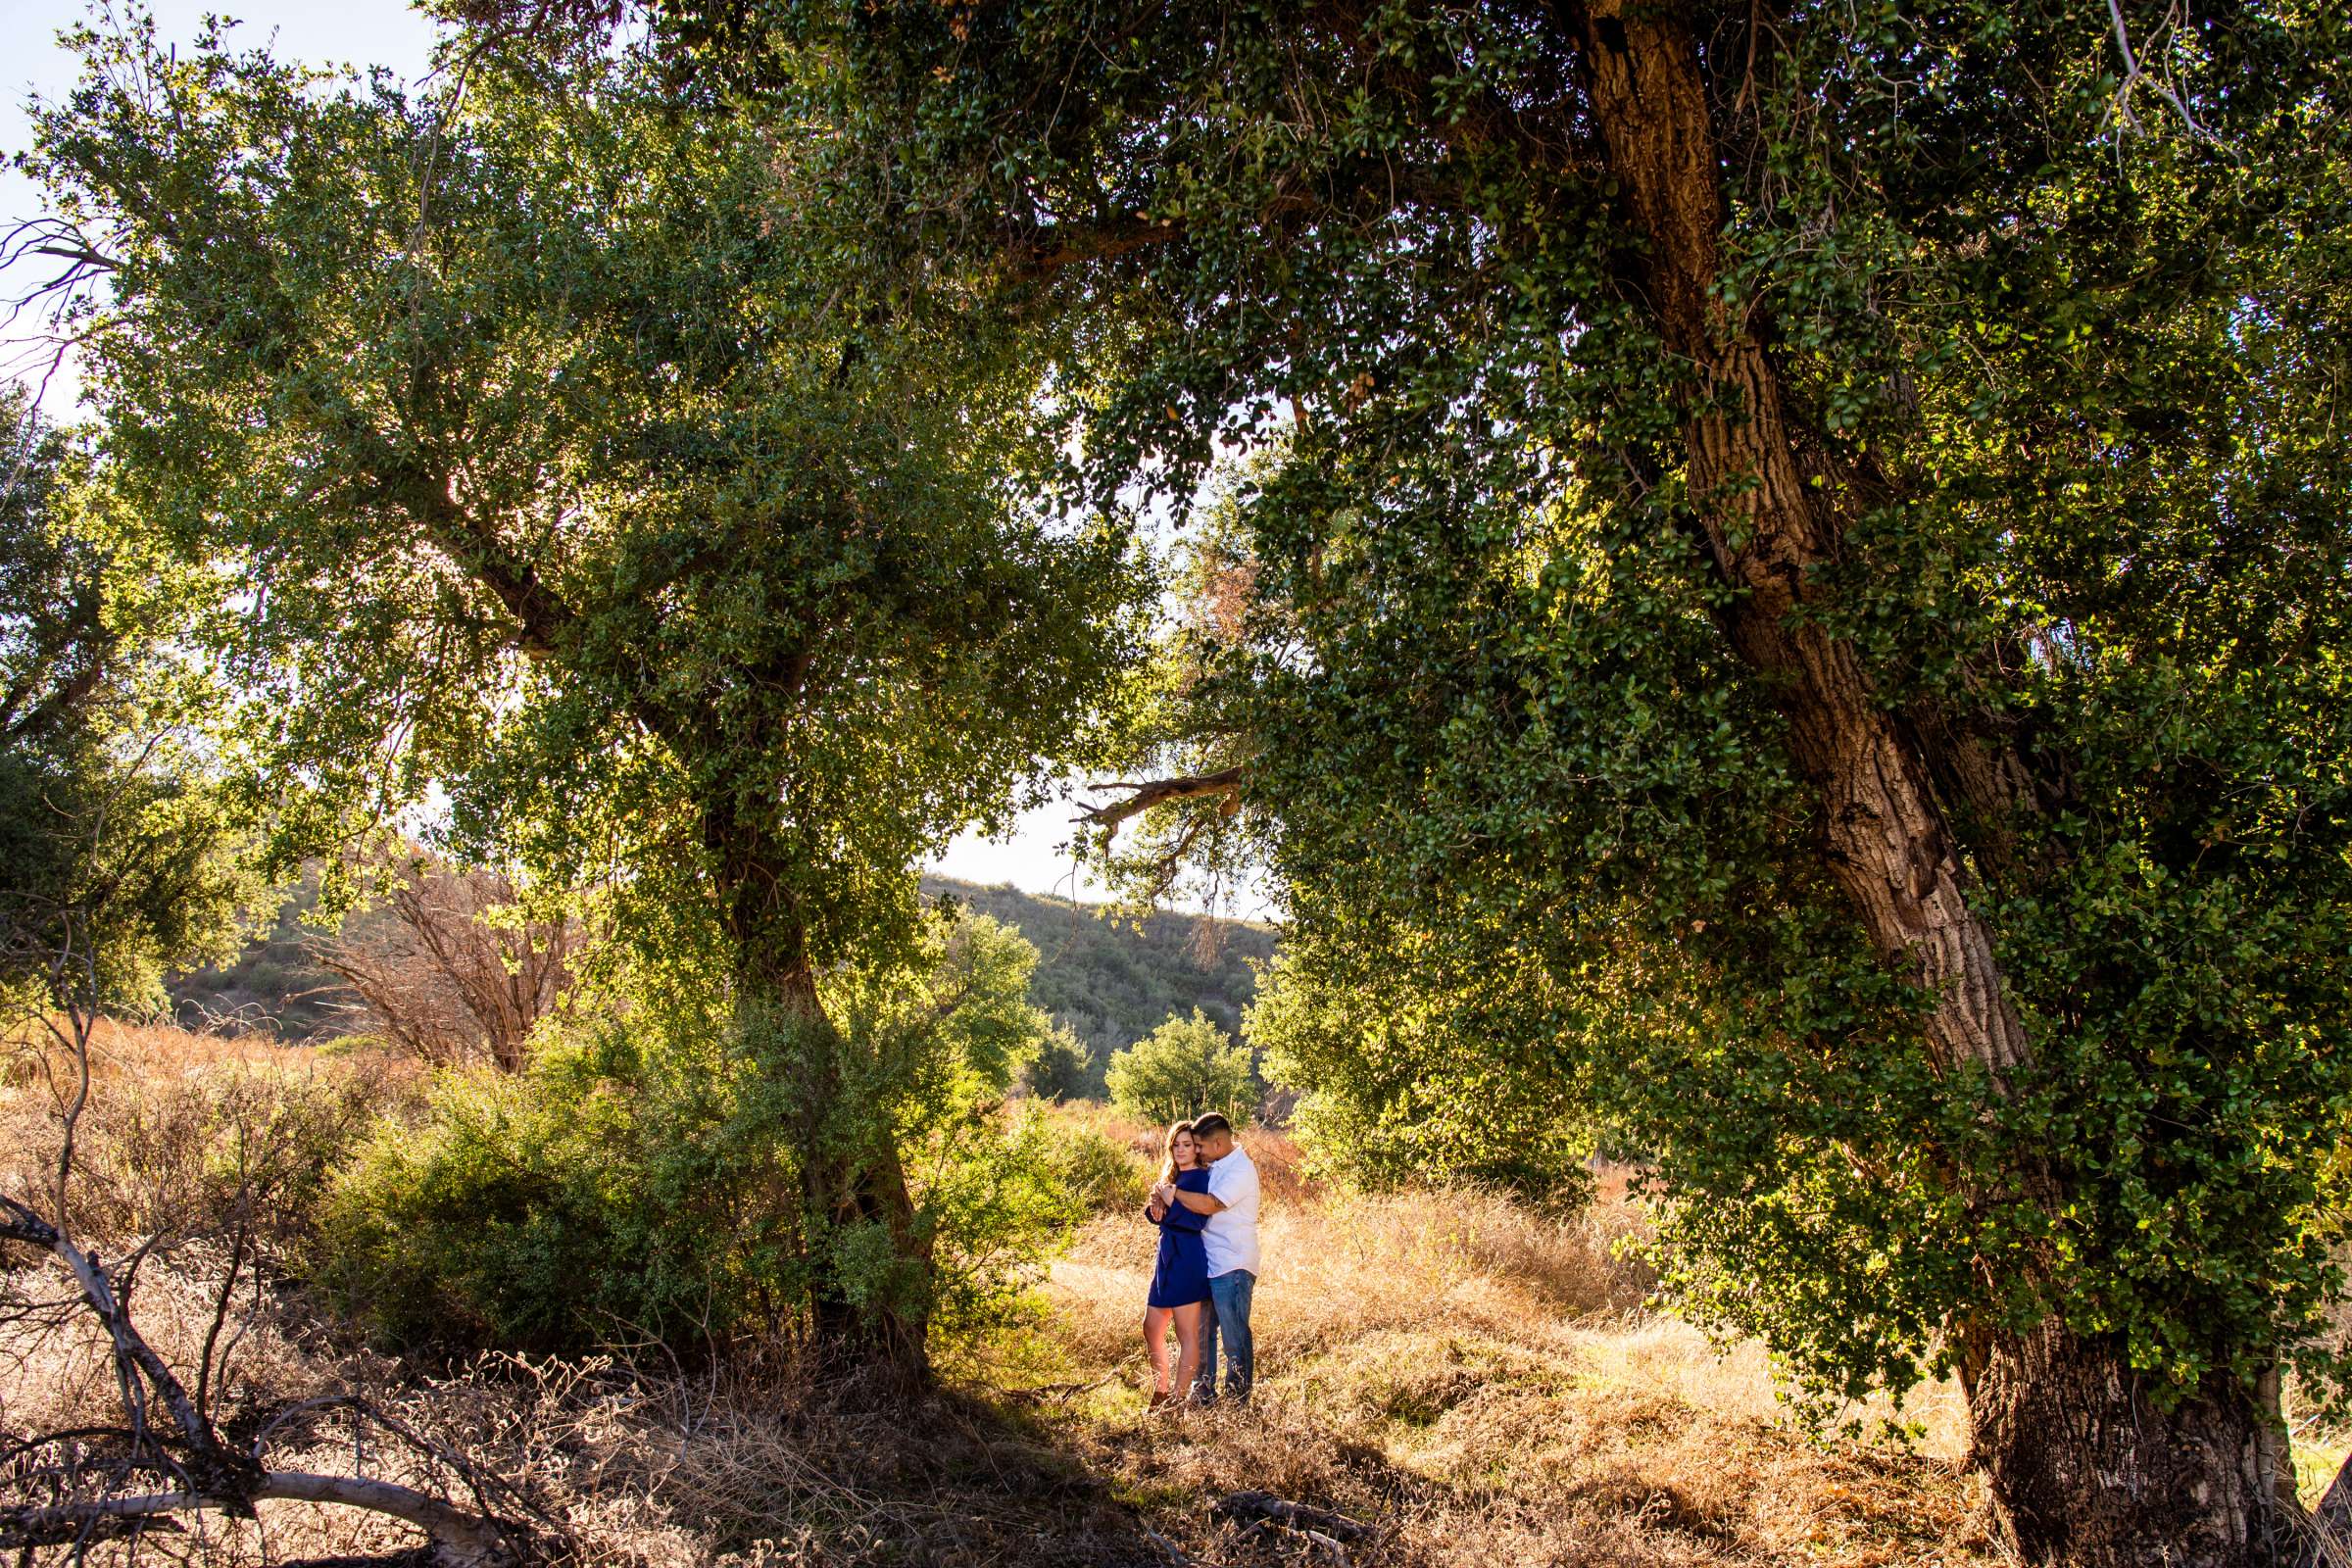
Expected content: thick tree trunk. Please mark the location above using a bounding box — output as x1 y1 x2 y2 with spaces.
1972 1322 2293 1567
708 804 930 1389
795 1053 932 1392
1568 0 2031 1087
1564 2 2297 1559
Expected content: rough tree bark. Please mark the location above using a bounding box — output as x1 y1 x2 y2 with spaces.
1564 2 2294 1561
706 801 932 1388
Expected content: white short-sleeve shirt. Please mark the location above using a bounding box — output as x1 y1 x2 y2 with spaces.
1201 1145 1261 1278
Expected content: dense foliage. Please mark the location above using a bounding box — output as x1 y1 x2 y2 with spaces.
1104 1008 1256 1130
1123 8 2352 1424
1250 951 1591 1202
0 393 249 1019
320 910 1075 1353
24 22 1140 975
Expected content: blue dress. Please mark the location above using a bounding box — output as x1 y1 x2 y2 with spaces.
1147 1167 1213 1308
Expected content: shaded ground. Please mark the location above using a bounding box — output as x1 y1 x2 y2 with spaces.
972 1178 1995 1568
28 1027 2328 1568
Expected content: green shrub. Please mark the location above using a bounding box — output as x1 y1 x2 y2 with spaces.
315 911 1091 1358
1022 1021 1095 1101
1042 1123 1152 1216
314 1015 806 1354
1251 952 1593 1205
1104 1008 1256 1129
919 1107 1093 1341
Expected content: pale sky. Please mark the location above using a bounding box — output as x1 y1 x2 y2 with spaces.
0 0 1148 907
1 0 452 412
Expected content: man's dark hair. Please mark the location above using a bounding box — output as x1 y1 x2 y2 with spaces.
1192 1112 1234 1139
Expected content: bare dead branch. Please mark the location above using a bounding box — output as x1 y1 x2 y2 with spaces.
312 853 577 1071
1076 765 1250 833
1211 1490 1374 1544
2101 0 2233 153
27 243 121 271
2 1472 514 1561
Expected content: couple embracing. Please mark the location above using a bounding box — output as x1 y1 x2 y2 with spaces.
1140 1110 1259 1410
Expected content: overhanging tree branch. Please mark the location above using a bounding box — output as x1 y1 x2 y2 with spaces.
1006 215 1184 280
1076 763 1250 832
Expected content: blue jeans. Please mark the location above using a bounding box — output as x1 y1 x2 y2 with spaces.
1190 1270 1255 1402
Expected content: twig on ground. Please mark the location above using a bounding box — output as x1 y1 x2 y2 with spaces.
1213 1490 1374 1543
1000 1370 1120 1405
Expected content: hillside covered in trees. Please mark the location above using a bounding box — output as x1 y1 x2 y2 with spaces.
932 879 1274 1062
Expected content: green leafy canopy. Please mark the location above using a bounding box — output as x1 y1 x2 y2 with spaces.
714 0 2352 1421
23 17 1151 992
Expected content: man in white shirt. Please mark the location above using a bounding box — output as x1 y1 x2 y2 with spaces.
1156 1110 1259 1404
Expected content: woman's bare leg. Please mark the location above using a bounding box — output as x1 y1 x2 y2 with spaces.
1144 1305 1175 1395
1171 1302 1203 1399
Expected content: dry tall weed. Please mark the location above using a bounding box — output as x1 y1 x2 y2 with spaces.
1 1017 416 1245
313 857 579 1072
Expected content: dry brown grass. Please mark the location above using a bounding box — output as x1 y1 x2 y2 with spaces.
3 1032 2014 1567
2 1252 1146 1566
2 1014 404 1086
2 1015 418 1245
1019 1162 1994 1568
1042 1188 1653 1375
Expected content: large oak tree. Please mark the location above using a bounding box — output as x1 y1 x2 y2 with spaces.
574 0 2352 1557
24 18 1145 1380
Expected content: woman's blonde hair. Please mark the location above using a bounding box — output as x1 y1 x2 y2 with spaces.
1157 1119 1200 1186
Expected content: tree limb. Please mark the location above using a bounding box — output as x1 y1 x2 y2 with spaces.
2 1474 514 1563
1076 765 1250 832
29 242 121 271
388 462 576 660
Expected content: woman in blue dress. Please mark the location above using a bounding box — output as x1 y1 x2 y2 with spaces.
1143 1120 1212 1408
